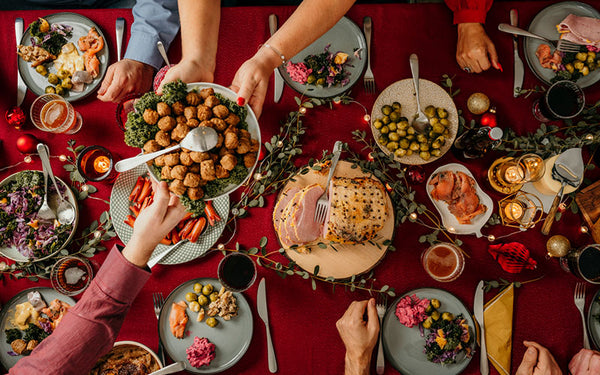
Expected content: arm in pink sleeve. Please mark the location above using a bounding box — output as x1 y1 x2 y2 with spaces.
9 245 151 375
444 0 494 24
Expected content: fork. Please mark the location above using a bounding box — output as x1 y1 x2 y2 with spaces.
152 292 167 365
314 141 343 223
375 293 387 375
498 23 581 53
574 282 591 350
363 16 375 94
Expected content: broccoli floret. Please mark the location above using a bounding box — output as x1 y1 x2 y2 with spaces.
134 91 161 113
5 328 22 344
124 112 159 148
22 323 48 342
161 80 188 105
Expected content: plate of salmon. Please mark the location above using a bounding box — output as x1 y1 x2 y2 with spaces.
427 163 493 237
17 13 109 101
158 278 253 373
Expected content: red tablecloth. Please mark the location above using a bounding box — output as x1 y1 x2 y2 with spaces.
1 2 599 374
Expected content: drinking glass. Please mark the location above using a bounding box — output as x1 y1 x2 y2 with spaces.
532 80 585 122
30 94 82 134
217 252 257 292
50 256 93 296
421 242 465 282
560 244 600 284
76 145 115 182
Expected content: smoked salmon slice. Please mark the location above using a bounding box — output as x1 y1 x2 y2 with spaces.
169 301 188 339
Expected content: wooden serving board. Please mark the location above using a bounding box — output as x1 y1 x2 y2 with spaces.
575 179 600 243
274 160 395 279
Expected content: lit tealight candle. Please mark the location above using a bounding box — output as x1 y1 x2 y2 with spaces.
93 155 111 174
504 202 524 221
504 165 524 184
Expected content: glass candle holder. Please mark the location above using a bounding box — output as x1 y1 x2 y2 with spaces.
76 145 115 182
217 252 257 292
488 154 545 194
30 94 82 134
421 242 465 282
50 256 93 296
498 191 544 230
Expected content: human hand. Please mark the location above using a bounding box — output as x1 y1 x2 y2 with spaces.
569 348 600 374
123 181 186 267
336 299 379 375
156 58 215 94
97 59 154 102
456 23 501 74
515 341 563 375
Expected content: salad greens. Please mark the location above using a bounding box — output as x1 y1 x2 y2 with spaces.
424 314 473 364
29 18 72 56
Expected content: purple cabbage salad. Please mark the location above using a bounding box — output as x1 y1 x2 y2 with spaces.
423 314 473 365
286 44 355 88
0 171 72 259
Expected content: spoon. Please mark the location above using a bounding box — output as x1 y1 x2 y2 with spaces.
409 54 429 134
37 144 76 225
115 126 219 173
149 361 186 375
157 41 170 66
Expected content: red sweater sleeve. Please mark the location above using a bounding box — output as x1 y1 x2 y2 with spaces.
9 245 151 375
444 0 493 24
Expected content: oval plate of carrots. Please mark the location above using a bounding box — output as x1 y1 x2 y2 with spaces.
110 165 229 265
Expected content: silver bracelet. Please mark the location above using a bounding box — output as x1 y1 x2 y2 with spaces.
260 43 287 65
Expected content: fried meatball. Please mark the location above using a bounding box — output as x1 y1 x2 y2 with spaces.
188 187 204 200
183 172 201 187
172 101 185 115
220 153 238 171
157 102 171 117
225 113 241 126
219 147 234 157
161 165 172 180
250 138 260 152
199 120 213 129
143 140 161 153
189 164 201 174
176 115 187 125
184 106 197 120
186 92 201 106
164 153 180 166
216 165 230 179
239 129 251 140
224 131 239 150
187 118 200 128
143 108 159 125
197 105 212 121
171 124 190 142
200 159 217 181
204 95 220 108
158 116 176 131
190 151 210 163
210 118 227 132
169 179 186 195
171 165 188 180
237 138 251 154
155 130 171 147
244 152 257 168
155 155 166 167
199 87 214 99
212 104 230 119
216 133 224 148
179 151 194 166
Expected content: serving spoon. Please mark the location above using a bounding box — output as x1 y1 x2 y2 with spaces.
37 143 76 225
115 126 219 173
409 54 429 134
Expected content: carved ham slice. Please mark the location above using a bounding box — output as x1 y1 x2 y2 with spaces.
558 14 600 48
289 184 324 243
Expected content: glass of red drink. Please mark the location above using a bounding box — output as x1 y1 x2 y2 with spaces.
560 244 600 284
30 94 82 134
421 242 465 282
217 252 257 292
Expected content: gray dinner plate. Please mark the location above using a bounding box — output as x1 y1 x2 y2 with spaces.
382 287 476 375
587 287 600 349
0 287 76 370
158 278 253 373
109 164 229 265
277 16 367 98
18 12 109 101
524 1 600 88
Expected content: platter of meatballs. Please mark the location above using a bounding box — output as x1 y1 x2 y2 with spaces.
131 82 261 203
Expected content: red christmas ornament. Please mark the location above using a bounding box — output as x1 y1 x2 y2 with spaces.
488 242 537 273
480 108 497 128
16 134 39 154
407 165 426 184
6 106 26 130
258 144 266 161
153 64 175 92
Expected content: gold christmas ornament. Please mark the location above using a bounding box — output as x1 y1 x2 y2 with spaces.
467 93 490 115
546 235 571 257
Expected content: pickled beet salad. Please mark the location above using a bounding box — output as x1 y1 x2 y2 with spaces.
286 45 355 87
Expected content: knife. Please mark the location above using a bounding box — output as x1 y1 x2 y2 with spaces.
474 280 489 375
510 9 524 97
269 14 284 103
257 277 278 373
15 17 26 107
116 18 125 61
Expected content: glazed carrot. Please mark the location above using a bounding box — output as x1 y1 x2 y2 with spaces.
160 238 172 245
137 179 152 204
129 176 144 201
181 212 193 222
130 205 140 217
179 219 196 240
171 229 181 244
205 201 221 226
140 196 152 211
188 217 207 243
124 215 136 227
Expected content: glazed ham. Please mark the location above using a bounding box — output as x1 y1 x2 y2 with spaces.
429 171 486 224
275 184 324 247
558 14 600 48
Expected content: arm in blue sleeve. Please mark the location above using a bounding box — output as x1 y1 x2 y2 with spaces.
124 0 180 70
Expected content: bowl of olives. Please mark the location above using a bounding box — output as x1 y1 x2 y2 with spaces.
370 79 458 165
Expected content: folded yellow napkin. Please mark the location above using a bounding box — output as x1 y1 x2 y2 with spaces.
483 283 515 375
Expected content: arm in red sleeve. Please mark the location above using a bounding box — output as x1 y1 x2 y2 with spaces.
444 0 493 24
9 245 151 375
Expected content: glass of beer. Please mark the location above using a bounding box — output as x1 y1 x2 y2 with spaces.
560 244 600 284
30 94 82 134
421 242 465 282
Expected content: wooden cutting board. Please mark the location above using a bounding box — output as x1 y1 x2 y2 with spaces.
575 179 600 242
274 160 395 279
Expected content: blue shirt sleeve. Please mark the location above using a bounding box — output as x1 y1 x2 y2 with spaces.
123 0 180 70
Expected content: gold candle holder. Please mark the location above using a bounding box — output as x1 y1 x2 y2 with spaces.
498 191 544 229
488 153 545 194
